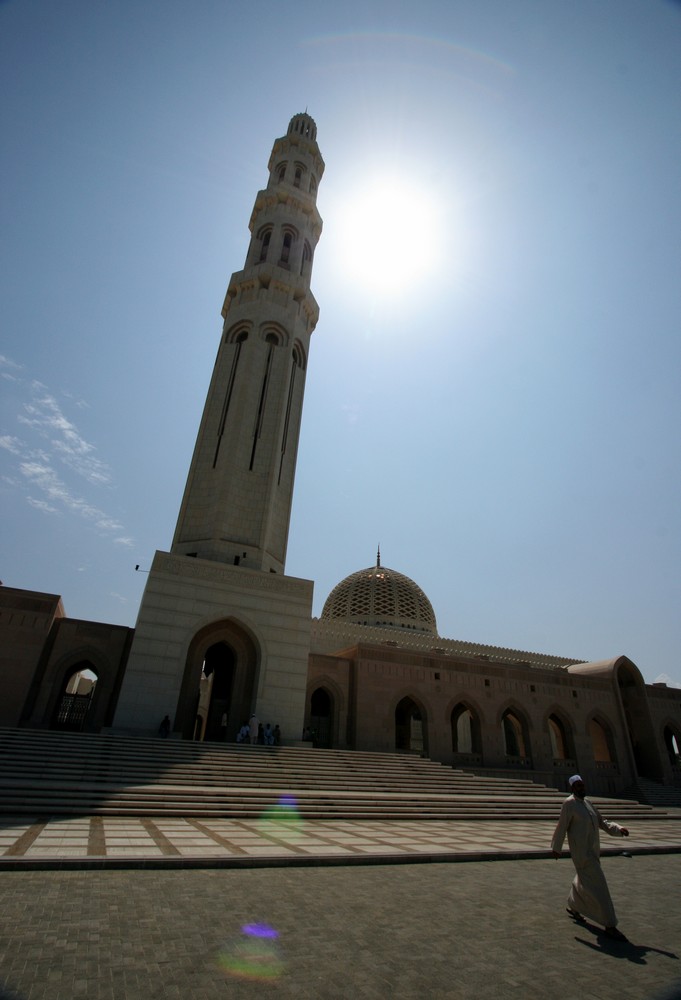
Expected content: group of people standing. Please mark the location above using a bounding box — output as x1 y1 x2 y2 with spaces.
236 715 280 747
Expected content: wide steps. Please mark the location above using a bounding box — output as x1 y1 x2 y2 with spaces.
0 727 673 822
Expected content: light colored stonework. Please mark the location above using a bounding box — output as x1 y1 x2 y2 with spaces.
114 550 313 738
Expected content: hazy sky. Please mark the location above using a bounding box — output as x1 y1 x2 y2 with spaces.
1 0 679 687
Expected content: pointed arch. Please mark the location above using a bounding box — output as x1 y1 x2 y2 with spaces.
569 656 665 781
450 701 482 760
499 704 533 766
51 660 99 732
588 714 617 765
545 708 577 765
394 694 428 756
307 687 333 748
305 674 346 751
175 618 260 741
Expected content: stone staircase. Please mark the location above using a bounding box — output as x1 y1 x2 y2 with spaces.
622 777 681 809
0 727 674 822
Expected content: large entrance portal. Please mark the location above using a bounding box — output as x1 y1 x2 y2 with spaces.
175 620 259 742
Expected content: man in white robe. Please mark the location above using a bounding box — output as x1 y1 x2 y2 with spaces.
551 774 629 941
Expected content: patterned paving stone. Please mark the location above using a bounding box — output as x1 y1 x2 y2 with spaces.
0 857 679 999
0 814 680 866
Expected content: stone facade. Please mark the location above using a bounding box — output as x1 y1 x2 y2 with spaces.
303 622 681 796
113 551 313 740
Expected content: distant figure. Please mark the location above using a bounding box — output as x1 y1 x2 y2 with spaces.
220 712 228 740
302 726 311 741
551 775 630 941
273 724 281 746
264 723 274 746
249 713 259 745
236 723 249 743
258 722 265 745
159 715 170 738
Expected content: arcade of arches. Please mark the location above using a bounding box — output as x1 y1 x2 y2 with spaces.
1 583 680 799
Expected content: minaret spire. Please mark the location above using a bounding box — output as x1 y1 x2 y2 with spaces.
377 545 381 568
171 113 324 574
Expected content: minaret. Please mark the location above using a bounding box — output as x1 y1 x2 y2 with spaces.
172 112 324 574
113 115 323 740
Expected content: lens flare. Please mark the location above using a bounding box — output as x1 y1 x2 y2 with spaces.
217 924 285 981
257 794 303 840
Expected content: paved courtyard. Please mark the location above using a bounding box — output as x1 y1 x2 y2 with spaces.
0 813 679 866
0 847 679 998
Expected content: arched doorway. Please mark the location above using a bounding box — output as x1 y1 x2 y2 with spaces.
395 697 426 755
309 687 333 748
52 663 98 732
197 642 237 742
175 620 259 741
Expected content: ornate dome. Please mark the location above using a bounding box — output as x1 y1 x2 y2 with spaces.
321 552 437 635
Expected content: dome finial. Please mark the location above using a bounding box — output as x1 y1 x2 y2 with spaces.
376 545 381 568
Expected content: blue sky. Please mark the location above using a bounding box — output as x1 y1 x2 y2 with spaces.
1 0 680 687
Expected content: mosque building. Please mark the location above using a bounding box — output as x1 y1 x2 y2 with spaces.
1 114 679 800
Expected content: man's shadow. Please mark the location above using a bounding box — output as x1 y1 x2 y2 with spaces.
573 919 679 966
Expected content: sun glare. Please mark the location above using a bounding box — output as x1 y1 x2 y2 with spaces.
333 175 442 297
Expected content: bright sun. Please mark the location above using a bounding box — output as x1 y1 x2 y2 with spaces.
333 175 442 297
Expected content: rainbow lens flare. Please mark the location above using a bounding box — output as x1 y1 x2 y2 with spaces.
217 924 285 981
257 794 303 840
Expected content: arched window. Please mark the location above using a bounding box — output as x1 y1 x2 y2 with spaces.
276 162 287 183
293 166 303 188
292 343 306 370
225 326 249 345
309 175 317 196
589 717 614 763
300 240 312 276
502 709 529 760
451 703 481 756
548 714 574 761
258 227 272 263
280 231 293 266
265 332 279 346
